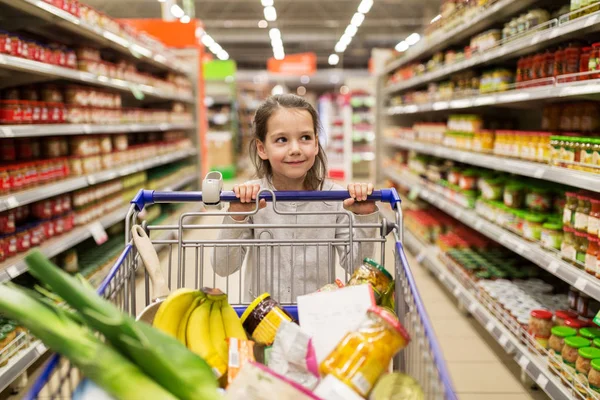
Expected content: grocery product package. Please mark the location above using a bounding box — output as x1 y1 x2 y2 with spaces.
225 362 322 400
267 321 319 390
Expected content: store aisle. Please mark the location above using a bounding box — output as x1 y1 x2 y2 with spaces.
401 247 548 399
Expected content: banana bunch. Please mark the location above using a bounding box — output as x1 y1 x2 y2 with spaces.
152 288 247 378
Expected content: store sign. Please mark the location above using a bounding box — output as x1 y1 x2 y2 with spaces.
203 60 237 80
267 52 317 76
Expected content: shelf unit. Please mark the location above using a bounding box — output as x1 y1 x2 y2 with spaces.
398 225 573 400
386 168 600 303
0 122 195 138
385 137 600 192
0 0 188 75
384 10 600 95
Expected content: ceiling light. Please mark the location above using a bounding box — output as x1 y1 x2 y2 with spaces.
158 0 165 3
271 38 283 48
395 41 409 52
430 14 442 24
180 15 190 23
195 27 203 37
406 33 421 45
351 13 365 27
328 54 339 65
269 28 281 40
300 75 310 84
334 42 347 53
297 86 306 96
261 0 273 5
330 75 340 84
345 25 358 37
340 85 350 95
357 0 373 14
272 85 284 95
201 35 215 47
209 43 223 53
274 52 285 60
258 20 268 28
264 6 277 21
170 4 185 18
217 50 229 60
340 34 352 46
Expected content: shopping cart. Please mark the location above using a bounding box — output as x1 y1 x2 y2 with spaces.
24 185 457 400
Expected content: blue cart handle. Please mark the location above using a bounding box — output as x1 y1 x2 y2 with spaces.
132 188 401 212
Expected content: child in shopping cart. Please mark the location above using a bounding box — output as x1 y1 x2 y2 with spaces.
213 94 380 303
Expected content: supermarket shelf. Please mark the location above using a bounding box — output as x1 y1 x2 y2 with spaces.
0 0 188 75
402 228 573 400
0 53 194 103
385 137 600 192
0 341 46 393
380 0 539 76
0 148 197 212
386 79 600 115
0 122 195 138
0 173 198 283
386 168 600 303
383 11 600 95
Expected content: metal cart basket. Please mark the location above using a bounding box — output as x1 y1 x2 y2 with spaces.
25 187 457 400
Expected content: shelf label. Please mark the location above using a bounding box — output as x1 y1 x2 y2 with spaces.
6 265 19 278
83 125 92 134
36 342 47 355
127 83 145 101
468 302 478 313
499 335 509 348
575 277 587 292
533 168 545 179
535 374 549 390
518 355 530 370
585 14 599 27
408 186 421 201
475 220 484 230
453 287 460 297
0 127 14 137
486 321 495 332
547 261 559 273
416 250 427 263
88 221 108 245
5 196 19 209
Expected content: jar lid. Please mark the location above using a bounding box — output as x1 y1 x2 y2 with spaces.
588 234 598 242
565 318 584 329
594 338 600 348
363 258 393 281
368 306 410 342
555 310 578 320
575 231 588 238
551 326 577 338
566 192 578 197
524 213 546 223
578 347 600 360
563 226 575 233
240 292 271 324
565 336 591 349
530 309 553 320
543 222 563 230
580 327 600 339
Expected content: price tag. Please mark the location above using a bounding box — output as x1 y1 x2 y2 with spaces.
127 83 145 101
585 14 599 27
6 265 19 278
468 302 478 313
83 125 92 134
87 175 97 185
499 335 509 348
475 220 484 230
5 196 19 209
88 221 108 245
408 186 421 201
547 261 559 274
515 243 526 255
36 342 47 355
416 250 427 263
0 127 14 137
518 355 530 370
486 321 495 332
453 287 460 297
575 277 587 292
536 374 549 390
533 168 545 179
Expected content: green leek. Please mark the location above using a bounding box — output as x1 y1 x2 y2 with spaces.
0 284 176 400
25 249 221 400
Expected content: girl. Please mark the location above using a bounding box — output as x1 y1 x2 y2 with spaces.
212 94 379 302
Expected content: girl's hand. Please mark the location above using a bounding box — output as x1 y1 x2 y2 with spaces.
228 183 267 221
344 183 377 215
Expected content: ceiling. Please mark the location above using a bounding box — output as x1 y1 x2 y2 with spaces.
84 0 442 69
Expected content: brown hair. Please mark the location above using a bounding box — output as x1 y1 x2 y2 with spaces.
249 94 328 190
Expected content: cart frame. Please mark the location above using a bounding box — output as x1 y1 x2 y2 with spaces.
24 187 457 400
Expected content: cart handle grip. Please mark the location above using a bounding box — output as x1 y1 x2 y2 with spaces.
131 188 401 211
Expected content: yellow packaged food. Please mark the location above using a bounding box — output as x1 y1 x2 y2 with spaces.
240 293 294 345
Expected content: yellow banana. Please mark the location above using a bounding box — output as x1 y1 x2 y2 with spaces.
210 301 229 365
221 301 247 340
152 288 200 338
187 300 227 377
177 295 205 345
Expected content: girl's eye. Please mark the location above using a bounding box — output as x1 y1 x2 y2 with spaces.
301 135 313 141
275 137 287 143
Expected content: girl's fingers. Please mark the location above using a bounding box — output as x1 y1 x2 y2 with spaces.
238 185 247 203
233 185 240 198
348 183 356 199
343 198 355 208
251 184 259 200
367 183 374 195
361 183 369 200
259 199 267 209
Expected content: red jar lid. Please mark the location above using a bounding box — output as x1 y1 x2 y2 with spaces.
531 309 553 320
566 192 578 197
575 231 588 238
588 234 598 242
566 318 584 329
556 310 578 320
564 226 575 233
368 306 411 343
592 43 600 48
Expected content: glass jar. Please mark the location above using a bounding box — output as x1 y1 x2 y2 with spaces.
320 306 410 397
542 222 563 250
593 139 600 167
347 258 394 302
589 359 600 396
588 199 600 236
555 310 579 326
575 231 589 267
564 192 579 227
591 43 600 79
586 235 599 276
479 176 504 201
562 226 577 261
580 46 592 80
576 195 591 232
576 347 600 395
526 187 552 213
562 336 591 382
504 183 524 208
580 139 594 166
523 213 546 241
549 326 577 373
458 169 478 190
528 309 553 350
580 328 600 342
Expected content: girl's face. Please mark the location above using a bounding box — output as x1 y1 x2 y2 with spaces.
256 107 319 189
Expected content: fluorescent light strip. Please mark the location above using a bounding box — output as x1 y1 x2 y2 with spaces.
394 32 421 53
330 0 373 65
198 30 229 60
262 2 283 59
